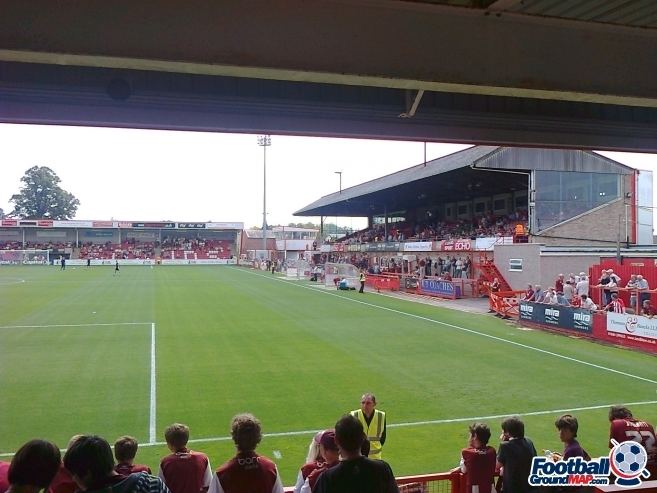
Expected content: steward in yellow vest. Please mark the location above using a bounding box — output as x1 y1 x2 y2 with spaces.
351 393 386 459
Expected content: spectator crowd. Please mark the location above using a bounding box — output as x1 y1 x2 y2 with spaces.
1 404 655 493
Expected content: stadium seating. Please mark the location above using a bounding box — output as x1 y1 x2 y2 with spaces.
160 238 232 260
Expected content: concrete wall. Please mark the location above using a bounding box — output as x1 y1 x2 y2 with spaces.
494 243 601 290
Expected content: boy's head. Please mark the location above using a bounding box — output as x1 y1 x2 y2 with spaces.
501 416 525 439
335 414 365 454
114 436 138 463
164 423 190 451
64 435 114 489
468 422 491 447
9 439 61 489
609 406 633 421
231 414 262 453
554 414 578 442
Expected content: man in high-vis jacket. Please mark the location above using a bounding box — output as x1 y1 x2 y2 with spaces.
351 393 386 460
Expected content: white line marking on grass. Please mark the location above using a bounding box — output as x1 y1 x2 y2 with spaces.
3 399 657 456
0 322 152 329
129 399 657 449
149 322 157 444
238 268 657 385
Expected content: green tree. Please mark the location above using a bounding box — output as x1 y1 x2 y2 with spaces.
9 166 80 219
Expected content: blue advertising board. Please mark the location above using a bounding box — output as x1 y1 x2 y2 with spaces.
420 279 462 298
519 301 592 333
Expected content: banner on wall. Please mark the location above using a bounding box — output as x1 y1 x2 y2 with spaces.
403 241 432 252
419 279 462 298
607 312 657 346
518 301 593 333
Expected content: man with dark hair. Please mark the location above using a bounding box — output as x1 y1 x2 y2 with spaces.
313 414 398 493
608 406 657 478
553 414 589 461
351 393 386 460
7 439 61 492
497 417 536 493
64 435 166 493
159 424 212 493
208 413 284 493
457 423 496 493
114 436 151 475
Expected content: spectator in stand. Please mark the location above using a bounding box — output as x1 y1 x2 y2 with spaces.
293 433 324 493
0 462 8 493
605 293 626 314
626 274 639 312
555 274 564 294
496 417 536 493
454 423 496 493
489 278 500 294
636 275 650 305
563 280 575 304
6 439 61 493
208 413 284 493
158 424 212 493
567 273 578 285
555 291 570 306
576 275 589 298
64 435 168 493
641 299 656 318
313 414 398 493
580 294 597 311
608 406 657 479
552 414 590 461
597 270 611 306
49 436 82 493
114 436 151 475
301 430 341 493
543 287 558 305
533 285 546 303
522 284 534 301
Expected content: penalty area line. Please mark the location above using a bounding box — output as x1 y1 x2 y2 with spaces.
149 322 157 444
238 269 657 386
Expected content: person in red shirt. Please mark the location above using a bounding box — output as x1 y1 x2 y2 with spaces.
608 406 657 479
605 293 626 313
49 435 82 493
158 424 212 493
555 274 564 294
114 436 151 476
293 432 324 493
0 461 9 493
641 300 657 318
455 423 497 493
304 431 340 492
208 413 284 493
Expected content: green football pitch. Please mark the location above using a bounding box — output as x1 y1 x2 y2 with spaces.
1 264 656 485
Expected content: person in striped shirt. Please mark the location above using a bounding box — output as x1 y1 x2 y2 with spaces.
605 293 626 313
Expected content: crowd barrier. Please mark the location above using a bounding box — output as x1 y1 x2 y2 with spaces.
399 277 480 300
517 301 656 354
54 259 236 266
488 290 525 318
365 274 401 292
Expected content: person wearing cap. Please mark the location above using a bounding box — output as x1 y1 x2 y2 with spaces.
300 431 340 493
351 393 386 460
293 433 325 493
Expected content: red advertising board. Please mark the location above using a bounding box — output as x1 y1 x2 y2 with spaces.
37 220 53 227
440 239 472 251
1 219 17 227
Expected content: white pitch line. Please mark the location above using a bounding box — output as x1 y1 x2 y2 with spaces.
149 322 157 444
2 399 657 456
0 322 152 329
238 269 657 385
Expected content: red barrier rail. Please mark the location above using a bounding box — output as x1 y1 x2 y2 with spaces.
284 470 462 493
488 290 525 318
365 274 401 292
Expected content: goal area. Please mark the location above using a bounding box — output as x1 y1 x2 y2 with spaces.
0 249 50 265
324 263 360 288
285 259 312 280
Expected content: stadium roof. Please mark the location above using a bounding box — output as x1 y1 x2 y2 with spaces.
294 146 634 217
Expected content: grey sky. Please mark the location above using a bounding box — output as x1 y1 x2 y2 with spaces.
1 124 655 230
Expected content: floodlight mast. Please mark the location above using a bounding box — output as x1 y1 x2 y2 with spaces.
257 135 271 259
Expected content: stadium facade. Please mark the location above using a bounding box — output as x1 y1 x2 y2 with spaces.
295 146 654 289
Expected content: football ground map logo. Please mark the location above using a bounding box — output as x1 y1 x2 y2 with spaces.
529 440 651 488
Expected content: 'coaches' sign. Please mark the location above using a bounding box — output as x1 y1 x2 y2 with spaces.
420 279 462 298
519 301 592 333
